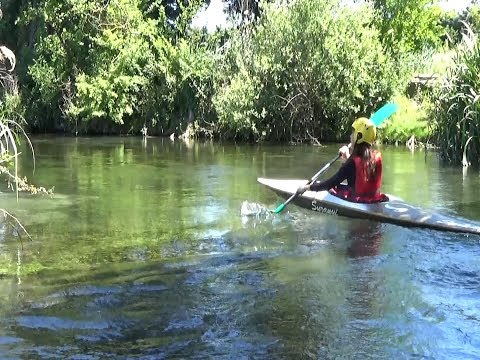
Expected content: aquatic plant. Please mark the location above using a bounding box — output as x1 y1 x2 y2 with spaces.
0 37 52 239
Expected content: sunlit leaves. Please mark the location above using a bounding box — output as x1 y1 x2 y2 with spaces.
17 0 218 134
372 0 443 55
213 0 401 142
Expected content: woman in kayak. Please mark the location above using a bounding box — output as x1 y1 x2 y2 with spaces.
296 117 388 203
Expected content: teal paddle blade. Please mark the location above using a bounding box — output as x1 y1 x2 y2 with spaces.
370 103 398 126
273 203 285 214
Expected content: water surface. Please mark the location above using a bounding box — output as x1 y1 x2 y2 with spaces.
0 137 479 359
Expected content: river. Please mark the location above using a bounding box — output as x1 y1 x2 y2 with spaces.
0 136 479 359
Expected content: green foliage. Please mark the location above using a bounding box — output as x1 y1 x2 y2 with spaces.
423 50 455 76
403 46 454 79
66 6 157 125
140 0 207 35
431 24 480 165
373 0 443 55
139 32 217 135
212 0 404 142
213 69 263 140
440 5 480 46
380 94 431 144
468 5 480 33
0 94 24 123
20 0 116 127
16 0 217 134
2 0 467 145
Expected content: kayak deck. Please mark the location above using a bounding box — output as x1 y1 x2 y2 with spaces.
258 177 480 235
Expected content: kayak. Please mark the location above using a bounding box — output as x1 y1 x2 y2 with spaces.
258 177 480 235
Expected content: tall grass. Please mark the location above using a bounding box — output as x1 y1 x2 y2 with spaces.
432 23 480 165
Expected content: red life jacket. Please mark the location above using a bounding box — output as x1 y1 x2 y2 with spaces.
329 151 389 204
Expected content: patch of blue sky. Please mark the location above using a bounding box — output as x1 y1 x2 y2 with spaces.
191 0 230 33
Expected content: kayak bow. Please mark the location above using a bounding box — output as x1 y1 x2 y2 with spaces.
258 177 480 235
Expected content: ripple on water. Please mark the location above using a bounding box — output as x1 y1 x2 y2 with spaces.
4 218 480 359
17 316 110 331
401 229 480 359
413 234 480 291
0 336 22 345
164 316 204 332
29 285 123 310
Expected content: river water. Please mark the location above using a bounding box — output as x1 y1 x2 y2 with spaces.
0 136 479 359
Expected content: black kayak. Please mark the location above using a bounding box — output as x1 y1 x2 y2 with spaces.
258 177 480 235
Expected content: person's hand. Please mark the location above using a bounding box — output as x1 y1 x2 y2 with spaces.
338 145 350 160
296 184 310 195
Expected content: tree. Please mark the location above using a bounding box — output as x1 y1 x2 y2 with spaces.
212 0 403 142
12 0 217 136
140 0 209 39
372 0 443 55
225 0 263 24
440 5 480 46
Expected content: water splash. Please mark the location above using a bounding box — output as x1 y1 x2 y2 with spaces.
240 201 271 217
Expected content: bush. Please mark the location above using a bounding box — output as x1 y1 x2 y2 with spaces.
212 0 410 142
380 94 431 144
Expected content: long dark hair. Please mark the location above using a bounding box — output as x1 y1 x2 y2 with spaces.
349 142 378 181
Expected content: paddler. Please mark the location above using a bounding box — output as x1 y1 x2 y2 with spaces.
296 117 388 203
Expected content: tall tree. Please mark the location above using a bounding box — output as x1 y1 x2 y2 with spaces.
10 0 217 135
372 0 443 54
226 0 261 24
140 0 209 38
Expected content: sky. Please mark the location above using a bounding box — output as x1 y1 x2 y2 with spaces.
191 0 475 33
191 0 229 33
439 0 473 11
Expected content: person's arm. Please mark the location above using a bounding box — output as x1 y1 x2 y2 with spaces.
297 160 355 194
310 160 354 191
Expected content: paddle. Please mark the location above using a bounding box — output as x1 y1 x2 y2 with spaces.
271 103 398 214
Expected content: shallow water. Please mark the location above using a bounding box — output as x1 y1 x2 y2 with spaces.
0 137 479 359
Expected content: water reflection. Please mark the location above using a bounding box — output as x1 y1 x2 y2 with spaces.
347 221 383 258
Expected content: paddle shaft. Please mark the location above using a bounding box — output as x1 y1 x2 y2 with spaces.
271 102 398 214
309 154 342 183
272 153 341 213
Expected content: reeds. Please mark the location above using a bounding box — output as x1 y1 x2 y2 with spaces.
433 23 480 165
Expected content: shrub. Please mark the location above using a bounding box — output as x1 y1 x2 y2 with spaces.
212 0 409 142
380 94 431 145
